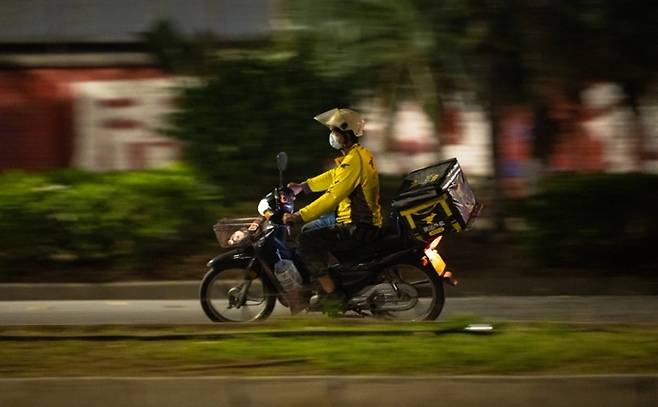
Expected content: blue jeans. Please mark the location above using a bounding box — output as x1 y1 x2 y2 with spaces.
301 213 336 232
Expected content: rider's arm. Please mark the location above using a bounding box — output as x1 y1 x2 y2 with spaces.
288 168 334 196
298 154 361 222
304 168 336 192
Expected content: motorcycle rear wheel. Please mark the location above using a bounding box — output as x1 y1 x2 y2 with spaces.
200 259 276 322
372 260 445 321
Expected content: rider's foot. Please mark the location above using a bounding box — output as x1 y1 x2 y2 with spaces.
310 289 346 316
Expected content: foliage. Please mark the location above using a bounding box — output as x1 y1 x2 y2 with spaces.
145 4 658 239
523 173 658 269
139 20 219 76
519 0 658 96
165 54 356 197
0 166 222 270
2 322 658 376
289 0 658 107
289 0 441 123
287 0 540 133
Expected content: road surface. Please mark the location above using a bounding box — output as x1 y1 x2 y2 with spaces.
1 296 656 325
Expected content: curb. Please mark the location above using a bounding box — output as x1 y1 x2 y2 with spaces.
0 281 199 301
1 277 657 301
0 375 655 407
0 326 492 341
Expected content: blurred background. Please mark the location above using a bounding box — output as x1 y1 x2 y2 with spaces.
0 0 656 282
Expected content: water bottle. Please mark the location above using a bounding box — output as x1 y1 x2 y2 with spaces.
274 250 302 292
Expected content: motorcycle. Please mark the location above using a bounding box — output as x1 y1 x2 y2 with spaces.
200 152 479 322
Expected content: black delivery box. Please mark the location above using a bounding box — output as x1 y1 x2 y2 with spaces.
391 158 481 242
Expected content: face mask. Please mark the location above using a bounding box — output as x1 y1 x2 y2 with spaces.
329 131 343 150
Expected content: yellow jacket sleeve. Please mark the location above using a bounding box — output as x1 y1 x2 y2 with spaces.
305 168 335 192
299 153 362 222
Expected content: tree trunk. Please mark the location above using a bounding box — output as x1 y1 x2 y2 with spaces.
623 81 648 171
487 100 506 232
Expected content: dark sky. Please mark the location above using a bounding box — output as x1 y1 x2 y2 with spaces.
0 0 274 43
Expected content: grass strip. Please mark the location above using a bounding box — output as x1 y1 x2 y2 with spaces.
0 316 481 338
1 320 657 377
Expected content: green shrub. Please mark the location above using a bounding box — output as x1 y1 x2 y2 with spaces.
523 173 658 270
165 54 356 199
0 166 222 269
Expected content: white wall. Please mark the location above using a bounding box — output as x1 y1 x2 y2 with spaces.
71 78 187 171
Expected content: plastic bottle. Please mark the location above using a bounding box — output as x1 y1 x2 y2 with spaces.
274 250 303 292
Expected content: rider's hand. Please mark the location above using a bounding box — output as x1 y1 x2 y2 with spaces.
283 212 302 225
287 182 304 196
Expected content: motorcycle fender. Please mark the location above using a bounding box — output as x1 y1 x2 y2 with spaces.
206 250 251 269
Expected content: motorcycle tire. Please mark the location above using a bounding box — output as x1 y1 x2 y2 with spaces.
372 260 445 321
200 258 276 322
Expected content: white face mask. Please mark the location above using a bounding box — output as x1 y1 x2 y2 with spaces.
329 131 343 150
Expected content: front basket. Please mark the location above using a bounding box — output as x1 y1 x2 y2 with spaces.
213 217 260 248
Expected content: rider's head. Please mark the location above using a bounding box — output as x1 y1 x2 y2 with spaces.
314 108 365 150
329 126 358 150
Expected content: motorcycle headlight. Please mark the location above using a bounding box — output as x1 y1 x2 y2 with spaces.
258 198 272 216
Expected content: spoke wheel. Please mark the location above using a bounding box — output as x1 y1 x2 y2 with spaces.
373 261 445 321
200 259 276 322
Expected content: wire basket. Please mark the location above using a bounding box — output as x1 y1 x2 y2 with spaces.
213 217 260 248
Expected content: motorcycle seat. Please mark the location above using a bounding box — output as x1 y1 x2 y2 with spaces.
333 231 409 265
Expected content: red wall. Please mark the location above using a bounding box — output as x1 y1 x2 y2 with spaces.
0 67 165 172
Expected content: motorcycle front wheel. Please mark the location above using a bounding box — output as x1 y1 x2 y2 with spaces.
373 260 445 321
200 258 276 322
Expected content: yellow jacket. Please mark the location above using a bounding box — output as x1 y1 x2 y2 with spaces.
299 144 383 227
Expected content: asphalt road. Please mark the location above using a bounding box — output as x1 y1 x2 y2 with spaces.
1 296 656 325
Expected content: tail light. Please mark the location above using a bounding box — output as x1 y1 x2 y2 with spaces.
424 236 446 276
426 236 442 251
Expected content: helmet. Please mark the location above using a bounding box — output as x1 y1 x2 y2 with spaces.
314 108 365 137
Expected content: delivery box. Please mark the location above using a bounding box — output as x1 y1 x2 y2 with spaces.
391 158 481 242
